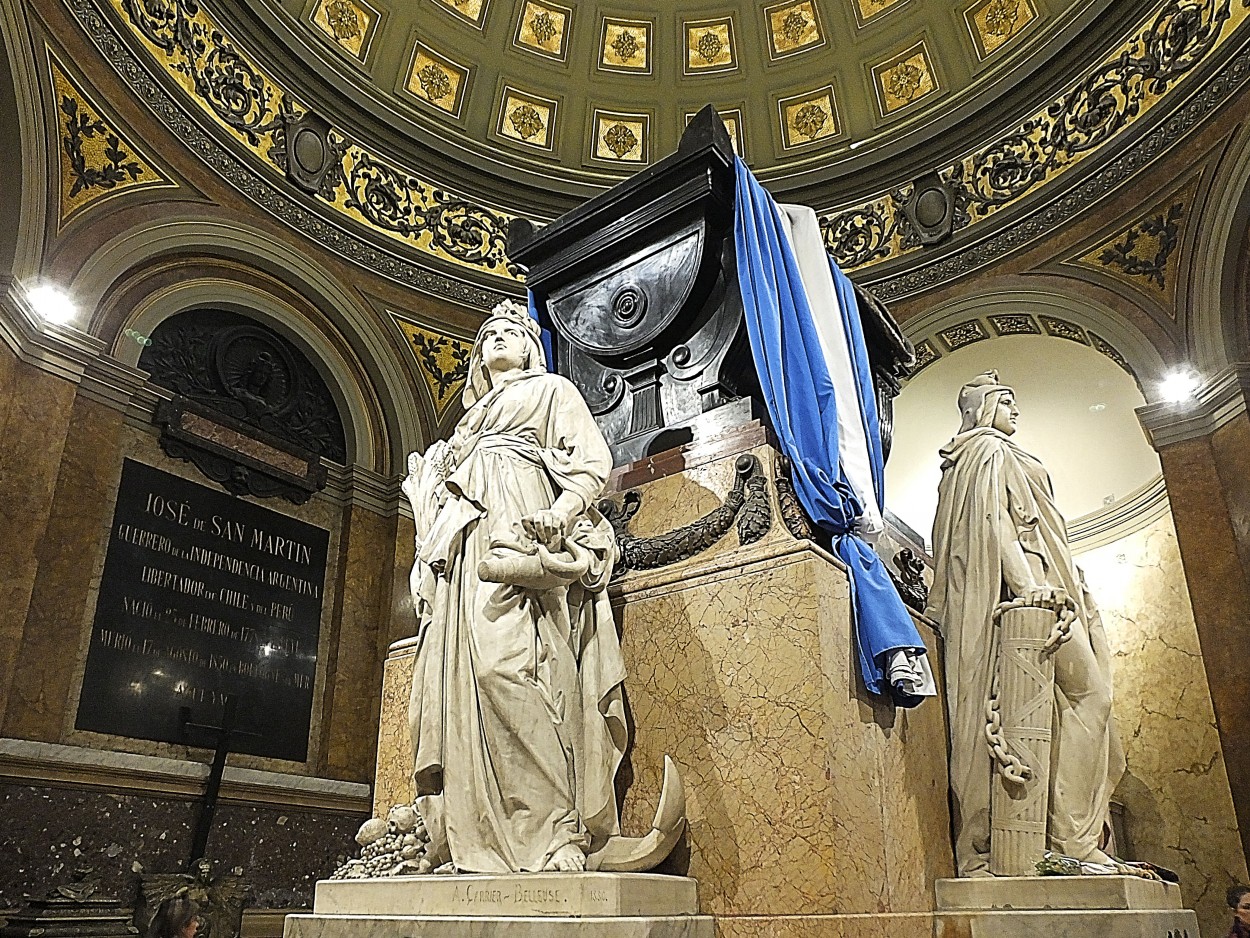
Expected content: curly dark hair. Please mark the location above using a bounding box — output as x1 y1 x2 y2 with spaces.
1227 884 1250 909
146 894 199 938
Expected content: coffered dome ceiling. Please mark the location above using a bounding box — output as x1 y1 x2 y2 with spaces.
252 0 1136 202
87 0 1246 295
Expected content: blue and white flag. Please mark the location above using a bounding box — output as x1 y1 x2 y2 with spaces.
732 156 935 705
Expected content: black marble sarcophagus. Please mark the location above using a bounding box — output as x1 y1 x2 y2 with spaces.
508 106 912 466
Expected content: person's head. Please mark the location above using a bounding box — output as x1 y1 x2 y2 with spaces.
462 300 545 407
956 370 1018 435
1228 885 1250 926
147 894 199 938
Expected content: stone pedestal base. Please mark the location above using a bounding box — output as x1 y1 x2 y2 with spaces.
935 876 1200 937
283 874 712 938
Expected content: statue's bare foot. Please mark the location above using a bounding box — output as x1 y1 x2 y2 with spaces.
543 844 586 872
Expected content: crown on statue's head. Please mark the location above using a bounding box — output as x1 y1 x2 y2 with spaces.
483 299 541 340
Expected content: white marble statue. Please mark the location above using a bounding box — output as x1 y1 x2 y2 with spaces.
401 301 628 874
927 371 1124 877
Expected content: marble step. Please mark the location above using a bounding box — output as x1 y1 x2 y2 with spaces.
284 914 714 938
312 873 700 918
936 875 1184 911
934 908 1199 938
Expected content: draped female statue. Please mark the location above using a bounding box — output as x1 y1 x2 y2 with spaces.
927 371 1124 877
402 301 627 874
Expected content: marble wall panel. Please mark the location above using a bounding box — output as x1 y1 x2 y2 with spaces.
372 648 415 816
319 504 396 783
1075 510 1248 938
4 395 125 740
0 356 78 729
0 781 364 912
614 536 951 917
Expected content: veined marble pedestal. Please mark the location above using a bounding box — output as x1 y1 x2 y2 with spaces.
934 876 1200 937
282 873 712 938
371 434 951 935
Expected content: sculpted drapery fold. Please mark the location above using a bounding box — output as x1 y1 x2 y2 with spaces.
402 304 625 874
928 371 1123 877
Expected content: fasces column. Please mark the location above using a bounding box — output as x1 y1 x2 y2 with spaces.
1139 365 1250 860
988 602 1059 876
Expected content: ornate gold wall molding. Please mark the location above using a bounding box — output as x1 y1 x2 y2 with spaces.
49 52 173 229
390 313 471 422
62 0 1250 302
823 0 1249 276
95 0 519 283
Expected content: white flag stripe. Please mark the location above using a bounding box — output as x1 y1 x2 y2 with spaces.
777 204 884 542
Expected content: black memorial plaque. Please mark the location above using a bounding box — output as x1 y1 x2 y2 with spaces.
77 459 329 761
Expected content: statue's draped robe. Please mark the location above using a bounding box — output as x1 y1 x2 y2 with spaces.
405 370 626 873
928 427 1124 875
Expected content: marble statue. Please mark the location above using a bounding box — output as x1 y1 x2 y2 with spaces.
927 371 1124 877
401 301 682 876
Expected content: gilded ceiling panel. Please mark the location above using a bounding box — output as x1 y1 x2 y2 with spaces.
406 43 470 116
50 56 171 227
514 0 572 61
852 0 909 27
765 1 825 59
685 108 744 157
965 0 1038 59
592 110 648 163
431 0 489 27
599 18 651 73
684 18 737 74
777 86 839 149
310 0 379 60
871 40 938 115
497 87 557 150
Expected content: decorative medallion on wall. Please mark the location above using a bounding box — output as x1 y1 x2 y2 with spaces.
908 314 1135 379
392 316 472 419
405 42 470 116
309 0 380 60
599 18 651 73
496 87 557 151
684 18 737 74
592 110 648 163
50 57 170 228
513 0 572 61
431 0 489 28
852 0 909 27
764 1 825 59
964 0 1037 59
685 108 744 157
871 40 938 116
139 308 347 477
777 86 839 149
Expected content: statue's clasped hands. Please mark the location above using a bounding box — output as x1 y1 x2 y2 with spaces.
521 508 574 550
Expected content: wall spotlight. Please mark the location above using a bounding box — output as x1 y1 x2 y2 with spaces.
27 283 78 326
1158 367 1200 404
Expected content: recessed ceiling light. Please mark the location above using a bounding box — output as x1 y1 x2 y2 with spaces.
1158 368 1200 404
27 283 78 325
1088 402 1106 412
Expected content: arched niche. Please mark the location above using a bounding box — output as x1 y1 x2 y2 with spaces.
0 0 48 281
116 277 375 472
72 217 429 475
887 290 1164 547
